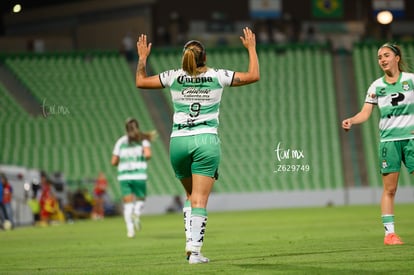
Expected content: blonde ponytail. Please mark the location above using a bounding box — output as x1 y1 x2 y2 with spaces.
182 48 198 76
182 40 207 76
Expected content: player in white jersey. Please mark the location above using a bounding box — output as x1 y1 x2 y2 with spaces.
342 43 414 245
112 118 156 238
136 27 260 264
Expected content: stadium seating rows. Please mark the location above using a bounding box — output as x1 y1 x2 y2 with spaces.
1 53 180 200
3 43 412 199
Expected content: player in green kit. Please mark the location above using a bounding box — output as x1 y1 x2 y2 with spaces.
342 43 414 245
136 27 260 263
112 118 156 238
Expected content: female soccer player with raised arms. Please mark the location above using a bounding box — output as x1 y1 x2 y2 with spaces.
136 27 260 263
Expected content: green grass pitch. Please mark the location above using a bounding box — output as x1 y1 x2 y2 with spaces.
1 204 413 274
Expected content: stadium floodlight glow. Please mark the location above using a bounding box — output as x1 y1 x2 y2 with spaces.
377 10 393 25
13 4 22 13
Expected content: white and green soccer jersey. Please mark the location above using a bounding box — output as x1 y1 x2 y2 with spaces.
159 68 235 137
112 135 150 181
365 72 414 142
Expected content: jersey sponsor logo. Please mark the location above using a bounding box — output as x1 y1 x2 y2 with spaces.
177 120 207 130
390 92 405 106
182 87 211 96
177 75 213 84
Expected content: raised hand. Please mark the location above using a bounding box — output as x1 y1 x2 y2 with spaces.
240 27 256 50
137 34 152 59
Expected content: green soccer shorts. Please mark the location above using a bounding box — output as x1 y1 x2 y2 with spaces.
379 139 414 174
170 134 221 179
119 179 147 198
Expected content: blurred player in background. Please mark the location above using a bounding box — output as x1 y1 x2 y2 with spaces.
136 27 260 263
342 43 414 245
1 173 14 228
91 172 108 220
111 118 156 238
38 173 65 226
0 174 10 229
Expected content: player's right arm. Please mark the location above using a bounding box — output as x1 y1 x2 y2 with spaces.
111 138 122 166
111 155 119 166
231 27 260 87
342 102 374 131
136 34 163 89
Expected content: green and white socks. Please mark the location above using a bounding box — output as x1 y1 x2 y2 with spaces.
124 202 135 236
183 200 192 250
134 200 144 218
124 200 145 237
190 207 208 255
183 201 208 256
382 214 395 236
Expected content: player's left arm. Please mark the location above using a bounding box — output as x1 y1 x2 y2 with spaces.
136 34 163 89
143 146 152 160
231 27 260 87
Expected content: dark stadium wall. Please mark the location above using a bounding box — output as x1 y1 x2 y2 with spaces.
0 0 154 52
0 0 413 51
76 17 150 50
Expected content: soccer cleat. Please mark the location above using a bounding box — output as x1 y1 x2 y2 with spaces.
384 233 404 245
132 214 141 231
127 230 135 238
185 243 192 260
189 253 209 264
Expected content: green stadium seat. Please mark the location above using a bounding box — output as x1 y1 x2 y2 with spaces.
1 53 176 200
